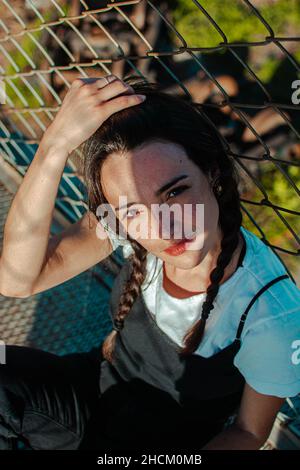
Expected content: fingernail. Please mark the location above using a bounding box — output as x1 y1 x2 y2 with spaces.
137 95 146 101
107 75 117 83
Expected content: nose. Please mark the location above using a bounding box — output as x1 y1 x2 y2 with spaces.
153 210 184 241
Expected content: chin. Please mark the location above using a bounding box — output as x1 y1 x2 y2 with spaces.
163 250 204 269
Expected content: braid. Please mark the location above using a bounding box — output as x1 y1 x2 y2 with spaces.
102 163 242 362
180 160 242 356
102 239 148 363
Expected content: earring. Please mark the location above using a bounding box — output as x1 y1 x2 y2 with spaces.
212 177 223 196
99 217 109 231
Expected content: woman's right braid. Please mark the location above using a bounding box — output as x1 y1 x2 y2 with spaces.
101 239 148 363
180 166 242 355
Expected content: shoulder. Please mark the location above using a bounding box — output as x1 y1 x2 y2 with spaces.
233 305 300 398
233 228 300 397
239 227 300 323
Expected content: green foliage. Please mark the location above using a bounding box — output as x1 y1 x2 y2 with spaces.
172 0 300 46
5 3 70 109
242 161 300 277
172 0 300 82
172 1 300 278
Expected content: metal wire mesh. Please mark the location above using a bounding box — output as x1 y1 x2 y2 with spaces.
0 0 299 278
0 0 300 449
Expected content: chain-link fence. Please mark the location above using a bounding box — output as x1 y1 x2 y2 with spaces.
1 0 299 274
0 0 300 449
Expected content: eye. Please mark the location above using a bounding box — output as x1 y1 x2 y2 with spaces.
166 185 189 200
126 208 141 220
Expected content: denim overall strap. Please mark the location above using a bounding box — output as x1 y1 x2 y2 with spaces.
235 274 290 342
97 265 291 449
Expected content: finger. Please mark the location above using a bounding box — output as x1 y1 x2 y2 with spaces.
71 75 117 91
94 75 118 89
70 77 85 89
88 75 123 96
97 79 135 102
101 93 146 118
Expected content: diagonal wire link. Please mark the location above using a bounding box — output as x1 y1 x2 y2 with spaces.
0 0 299 282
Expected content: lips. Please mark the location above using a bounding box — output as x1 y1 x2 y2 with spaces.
164 235 196 256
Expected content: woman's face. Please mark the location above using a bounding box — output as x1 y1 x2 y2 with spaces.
100 140 221 270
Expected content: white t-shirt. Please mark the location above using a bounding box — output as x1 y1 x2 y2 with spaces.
101 220 300 398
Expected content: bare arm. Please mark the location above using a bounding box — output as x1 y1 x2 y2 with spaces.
0 144 113 298
30 210 113 297
201 382 286 449
0 74 144 298
0 140 72 297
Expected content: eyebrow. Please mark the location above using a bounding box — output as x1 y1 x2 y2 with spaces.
115 174 189 212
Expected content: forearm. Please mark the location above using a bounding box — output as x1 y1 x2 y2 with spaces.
0 75 147 297
201 424 264 450
0 136 68 296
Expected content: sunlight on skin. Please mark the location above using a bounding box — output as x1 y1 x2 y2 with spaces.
100 140 243 291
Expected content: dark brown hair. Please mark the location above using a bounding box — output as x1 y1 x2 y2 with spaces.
82 76 242 363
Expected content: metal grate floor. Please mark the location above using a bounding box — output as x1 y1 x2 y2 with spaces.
0 181 122 356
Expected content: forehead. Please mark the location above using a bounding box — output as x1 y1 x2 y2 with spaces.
100 140 195 206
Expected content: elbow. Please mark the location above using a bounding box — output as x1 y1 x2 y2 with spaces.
233 424 268 449
247 431 267 449
0 287 33 298
0 261 34 298
0 278 33 298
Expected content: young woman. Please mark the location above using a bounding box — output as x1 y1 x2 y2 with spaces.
0 74 299 451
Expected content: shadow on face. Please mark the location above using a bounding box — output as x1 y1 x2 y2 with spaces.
100 139 221 270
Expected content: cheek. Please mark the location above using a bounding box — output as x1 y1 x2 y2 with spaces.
125 214 165 252
187 189 218 236
180 190 206 235
129 229 160 253
203 194 219 231
123 211 154 243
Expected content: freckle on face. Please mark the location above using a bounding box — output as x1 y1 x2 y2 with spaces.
101 140 200 206
100 140 219 267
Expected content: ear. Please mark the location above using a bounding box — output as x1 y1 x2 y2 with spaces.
208 167 221 185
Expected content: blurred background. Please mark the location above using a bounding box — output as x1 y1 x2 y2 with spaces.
0 0 299 450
